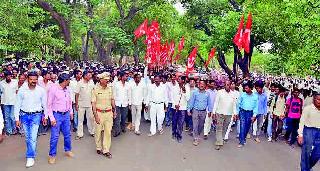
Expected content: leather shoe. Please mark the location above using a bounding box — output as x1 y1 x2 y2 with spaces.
48 156 56 164
65 151 74 158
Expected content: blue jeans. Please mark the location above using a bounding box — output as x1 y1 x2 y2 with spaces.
113 106 128 135
239 109 253 145
165 103 173 126
72 104 78 130
301 127 320 171
285 118 300 145
20 112 42 158
267 113 273 137
3 105 15 135
172 110 186 140
185 112 193 130
49 112 72 157
38 114 49 135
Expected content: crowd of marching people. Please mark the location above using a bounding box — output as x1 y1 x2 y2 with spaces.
0 59 319 171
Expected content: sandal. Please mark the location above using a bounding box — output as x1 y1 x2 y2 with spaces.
103 152 112 159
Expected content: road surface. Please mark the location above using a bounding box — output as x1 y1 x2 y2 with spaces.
0 122 319 171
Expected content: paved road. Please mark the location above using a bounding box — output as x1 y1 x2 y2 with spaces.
0 122 319 171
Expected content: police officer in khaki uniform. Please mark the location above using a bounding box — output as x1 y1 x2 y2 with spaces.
92 72 116 158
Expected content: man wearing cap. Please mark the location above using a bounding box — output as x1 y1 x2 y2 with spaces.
75 71 95 139
15 71 47 168
46 73 74 164
92 72 115 158
0 71 18 135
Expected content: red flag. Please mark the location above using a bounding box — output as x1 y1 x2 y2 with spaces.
159 42 169 65
174 36 185 62
233 15 244 50
134 19 148 41
186 47 198 75
178 36 185 52
242 12 252 53
169 41 175 62
205 48 216 68
145 20 161 64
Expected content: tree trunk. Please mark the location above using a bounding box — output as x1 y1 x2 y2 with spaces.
118 47 124 65
91 32 108 64
106 42 114 65
82 31 90 61
133 43 139 65
37 0 71 64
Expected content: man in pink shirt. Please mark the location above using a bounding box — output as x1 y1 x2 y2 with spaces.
285 88 303 146
45 73 74 164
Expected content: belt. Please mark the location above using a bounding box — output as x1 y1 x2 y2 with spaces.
240 108 253 112
195 109 206 111
96 109 112 113
54 111 69 115
21 110 42 115
151 101 164 104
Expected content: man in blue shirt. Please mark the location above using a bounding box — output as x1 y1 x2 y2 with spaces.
188 80 212 146
253 80 268 143
236 81 258 148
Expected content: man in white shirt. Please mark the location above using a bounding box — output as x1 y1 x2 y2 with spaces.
37 70 53 135
75 71 95 139
172 75 190 143
15 71 47 168
212 80 237 150
69 69 82 132
165 74 179 127
112 72 131 137
146 75 168 136
130 73 145 135
0 71 18 135
143 74 152 122
203 80 217 140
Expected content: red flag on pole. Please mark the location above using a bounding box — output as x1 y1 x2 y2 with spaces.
186 46 198 75
233 15 244 50
242 12 252 53
174 36 185 62
145 20 161 64
204 48 216 68
159 42 169 65
169 40 175 62
134 19 148 41
178 36 185 52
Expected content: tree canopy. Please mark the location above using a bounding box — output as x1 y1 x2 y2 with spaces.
0 0 319 77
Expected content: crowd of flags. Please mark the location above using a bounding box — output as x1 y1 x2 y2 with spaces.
133 12 252 74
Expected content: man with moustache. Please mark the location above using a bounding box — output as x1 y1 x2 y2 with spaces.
92 72 116 158
46 73 74 164
15 71 47 168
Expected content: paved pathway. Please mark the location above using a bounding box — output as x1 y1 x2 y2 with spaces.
0 122 319 171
